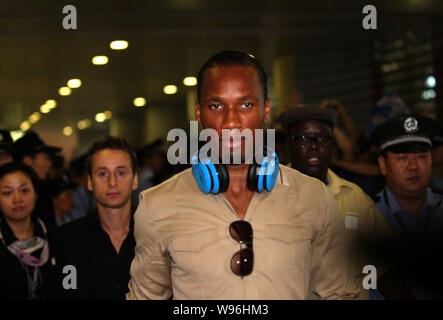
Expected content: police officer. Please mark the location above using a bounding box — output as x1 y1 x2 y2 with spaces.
371 115 443 299
279 105 391 300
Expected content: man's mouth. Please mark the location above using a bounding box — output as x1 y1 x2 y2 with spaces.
406 176 421 183
306 157 321 165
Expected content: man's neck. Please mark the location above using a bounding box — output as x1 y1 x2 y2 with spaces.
224 164 254 220
97 201 132 234
389 188 427 218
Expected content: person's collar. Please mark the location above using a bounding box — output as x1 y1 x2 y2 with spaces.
385 186 409 214
93 205 135 232
0 215 45 246
326 169 346 195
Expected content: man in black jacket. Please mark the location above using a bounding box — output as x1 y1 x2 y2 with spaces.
55 136 138 299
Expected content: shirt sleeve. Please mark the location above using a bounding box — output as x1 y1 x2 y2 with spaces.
310 185 360 300
126 193 172 300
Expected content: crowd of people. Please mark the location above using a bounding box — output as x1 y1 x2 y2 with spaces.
0 50 442 300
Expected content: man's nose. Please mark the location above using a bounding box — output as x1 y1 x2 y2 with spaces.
108 173 117 186
308 138 319 149
223 105 242 129
407 155 419 169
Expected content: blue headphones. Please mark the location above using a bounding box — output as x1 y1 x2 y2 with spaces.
192 149 279 194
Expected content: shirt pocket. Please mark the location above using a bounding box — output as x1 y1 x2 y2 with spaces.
265 224 312 274
171 228 221 278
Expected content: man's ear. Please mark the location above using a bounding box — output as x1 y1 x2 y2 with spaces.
378 155 387 176
263 98 271 126
87 174 93 191
132 172 139 191
195 103 202 127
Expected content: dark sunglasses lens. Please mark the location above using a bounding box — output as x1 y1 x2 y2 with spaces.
229 221 253 244
231 248 253 276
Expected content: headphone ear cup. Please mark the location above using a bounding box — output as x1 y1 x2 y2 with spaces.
192 161 213 194
247 163 259 192
215 164 229 193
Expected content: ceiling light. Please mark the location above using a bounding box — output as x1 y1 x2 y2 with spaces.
110 40 129 50
63 126 73 136
77 119 91 130
183 77 197 86
20 121 31 131
92 56 109 65
45 100 57 109
95 113 106 123
67 79 82 88
133 97 146 107
104 110 113 119
426 76 436 88
40 104 51 114
163 85 178 95
29 112 41 124
248 53 255 58
59 87 72 96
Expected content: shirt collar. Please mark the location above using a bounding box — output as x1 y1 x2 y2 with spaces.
92 206 135 232
326 169 345 196
384 186 438 215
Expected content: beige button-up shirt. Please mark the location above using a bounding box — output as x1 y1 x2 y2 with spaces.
326 169 392 299
126 165 358 300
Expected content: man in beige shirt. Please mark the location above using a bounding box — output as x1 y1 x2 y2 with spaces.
127 51 358 300
279 105 391 299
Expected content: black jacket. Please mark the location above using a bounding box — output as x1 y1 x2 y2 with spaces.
54 209 135 300
0 217 58 300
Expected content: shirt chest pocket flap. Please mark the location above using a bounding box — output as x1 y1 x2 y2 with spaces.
265 224 312 274
171 228 221 275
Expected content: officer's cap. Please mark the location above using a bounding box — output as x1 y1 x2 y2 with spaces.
279 105 337 133
0 129 13 152
371 115 439 153
13 131 62 160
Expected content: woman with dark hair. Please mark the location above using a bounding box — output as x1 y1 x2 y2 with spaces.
0 162 57 299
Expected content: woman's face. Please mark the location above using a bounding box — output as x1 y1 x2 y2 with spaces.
0 171 37 223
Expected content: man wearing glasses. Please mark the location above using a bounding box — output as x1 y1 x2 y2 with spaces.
127 51 357 300
279 105 391 299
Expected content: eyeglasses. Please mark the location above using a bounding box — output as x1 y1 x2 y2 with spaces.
290 135 334 148
229 220 253 277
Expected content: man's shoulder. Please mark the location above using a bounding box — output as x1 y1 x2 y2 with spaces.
139 167 195 200
56 212 95 240
279 164 326 189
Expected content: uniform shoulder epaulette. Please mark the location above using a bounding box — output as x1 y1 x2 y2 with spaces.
370 194 381 203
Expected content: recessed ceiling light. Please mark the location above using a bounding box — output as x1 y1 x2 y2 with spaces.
133 97 146 107
110 40 129 50
92 56 109 65
163 85 178 95
67 79 82 88
183 77 197 86
59 87 72 96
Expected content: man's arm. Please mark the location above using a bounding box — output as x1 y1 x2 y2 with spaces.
310 186 360 299
126 195 172 300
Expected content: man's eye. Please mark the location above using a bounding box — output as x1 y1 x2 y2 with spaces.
1 192 11 196
118 171 127 176
209 104 221 110
21 189 30 194
98 172 107 177
242 102 253 108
